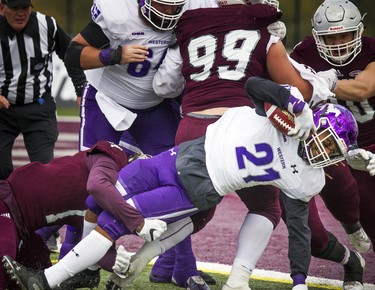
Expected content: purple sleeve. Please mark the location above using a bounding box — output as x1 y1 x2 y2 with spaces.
85 154 144 232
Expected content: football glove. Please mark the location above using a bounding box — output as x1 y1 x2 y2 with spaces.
287 105 316 141
346 148 375 176
267 21 286 40
136 218 167 242
112 246 131 278
316 68 338 91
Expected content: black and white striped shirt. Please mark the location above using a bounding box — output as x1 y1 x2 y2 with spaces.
0 11 86 106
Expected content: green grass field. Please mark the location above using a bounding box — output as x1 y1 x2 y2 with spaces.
50 254 339 290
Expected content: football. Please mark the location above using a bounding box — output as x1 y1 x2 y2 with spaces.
264 102 295 135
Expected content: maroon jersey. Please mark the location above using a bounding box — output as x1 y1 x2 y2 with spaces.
175 4 282 115
6 141 142 236
291 36 375 147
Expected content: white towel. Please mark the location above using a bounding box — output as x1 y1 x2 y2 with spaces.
96 92 137 131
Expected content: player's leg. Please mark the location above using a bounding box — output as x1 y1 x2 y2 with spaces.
223 185 281 290
350 162 375 253
150 115 219 287
309 197 365 289
3 210 127 289
127 99 179 155
321 163 370 252
280 192 310 290
79 84 123 151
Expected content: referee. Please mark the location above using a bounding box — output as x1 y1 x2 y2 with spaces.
0 0 86 179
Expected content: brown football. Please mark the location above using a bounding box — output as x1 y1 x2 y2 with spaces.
264 102 295 134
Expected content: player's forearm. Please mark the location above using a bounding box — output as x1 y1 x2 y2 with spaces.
334 79 373 102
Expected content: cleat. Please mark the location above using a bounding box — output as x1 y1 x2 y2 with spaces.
198 270 216 285
2 255 50 290
222 284 251 290
343 252 365 290
348 228 371 253
56 268 100 289
186 275 210 290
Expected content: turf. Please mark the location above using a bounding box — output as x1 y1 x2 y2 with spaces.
50 253 339 290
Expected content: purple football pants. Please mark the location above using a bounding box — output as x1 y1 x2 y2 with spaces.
80 84 179 155
86 147 199 241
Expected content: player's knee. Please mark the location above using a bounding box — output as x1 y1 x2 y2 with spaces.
97 213 132 241
86 195 103 215
190 207 216 233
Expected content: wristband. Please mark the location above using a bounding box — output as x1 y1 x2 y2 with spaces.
99 46 122 66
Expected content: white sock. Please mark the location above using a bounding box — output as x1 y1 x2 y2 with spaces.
226 214 273 288
44 230 113 288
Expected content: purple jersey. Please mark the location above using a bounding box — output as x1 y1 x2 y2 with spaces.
175 4 282 115
291 36 375 147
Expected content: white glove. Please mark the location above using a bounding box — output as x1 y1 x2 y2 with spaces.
136 219 167 242
346 148 375 175
287 106 316 141
267 21 286 40
316 68 338 91
112 246 132 278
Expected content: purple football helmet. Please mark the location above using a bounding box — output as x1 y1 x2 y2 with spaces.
301 103 358 168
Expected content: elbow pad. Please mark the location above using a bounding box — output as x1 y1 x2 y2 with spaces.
65 41 85 69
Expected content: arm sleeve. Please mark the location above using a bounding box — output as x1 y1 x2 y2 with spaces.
153 46 185 98
54 22 87 97
85 154 144 233
244 76 291 116
80 20 111 48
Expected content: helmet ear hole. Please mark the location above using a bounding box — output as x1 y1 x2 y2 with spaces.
311 0 364 66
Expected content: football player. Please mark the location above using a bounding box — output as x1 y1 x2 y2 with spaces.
4 77 374 290
290 0 375 272
0 141 167 290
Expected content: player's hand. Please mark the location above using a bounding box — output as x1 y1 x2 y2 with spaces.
112 246 131 278
120 45 149 64
287 106 316 141
136 219 167 242
316 68 338 91
346 148 375 175
267 21 286 40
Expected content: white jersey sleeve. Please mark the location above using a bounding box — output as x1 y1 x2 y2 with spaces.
153 46 185 98
204 106 325 201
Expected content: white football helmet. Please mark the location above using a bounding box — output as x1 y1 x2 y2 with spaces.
139 0 187 31
312 0 365 66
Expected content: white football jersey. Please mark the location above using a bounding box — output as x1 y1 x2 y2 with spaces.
87 0 173 109
205 106 325 202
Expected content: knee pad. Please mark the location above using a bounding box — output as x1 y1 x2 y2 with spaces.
86 195 103 215
97 211 132 241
